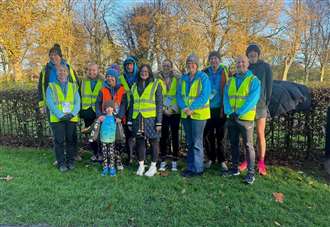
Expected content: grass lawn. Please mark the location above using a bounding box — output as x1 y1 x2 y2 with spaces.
1 146 330 226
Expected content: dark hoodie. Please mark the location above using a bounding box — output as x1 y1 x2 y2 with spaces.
248 60 273 109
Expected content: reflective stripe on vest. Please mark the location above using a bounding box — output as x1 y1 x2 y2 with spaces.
228 75 256 121
49 82 79 123
132 80 159 119
180 78 210 120
81 79 103 111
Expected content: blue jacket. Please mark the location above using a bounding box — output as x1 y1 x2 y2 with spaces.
204 65 226 108
46 79 81 119
224 70 260 116
177 71 211 111
100 114 116 143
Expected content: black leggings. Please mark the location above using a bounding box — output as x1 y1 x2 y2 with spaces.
159 114 180 161
136 138 159 162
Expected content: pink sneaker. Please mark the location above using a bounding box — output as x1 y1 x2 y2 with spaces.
239 160 248 172
258 160 267 176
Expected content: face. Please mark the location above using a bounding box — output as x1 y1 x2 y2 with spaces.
236 56 249 74
247 51 259 64
126 63 134 73
106 75 116 87
162 60 172 73
209 56 220 69
88 64 99 79
140 66 149 80
57 66 68 82
187 62 198 75
49 52 61 66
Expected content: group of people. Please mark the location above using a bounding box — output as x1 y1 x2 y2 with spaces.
38 43 272 184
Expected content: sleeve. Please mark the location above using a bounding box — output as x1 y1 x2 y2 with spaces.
189 74 211 111
176 78 187 110
118 93 127 119
265 63 273 106
95 91 104 117
236 77 261 116
72 90 81 116
223 82 233 115
46 86 65 119
127 93 134 123
155 83 163 125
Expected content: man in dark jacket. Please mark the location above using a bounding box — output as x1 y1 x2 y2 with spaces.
239 44 273 176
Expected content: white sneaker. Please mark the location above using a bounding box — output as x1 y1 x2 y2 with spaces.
205 160 212 169
136 165 145 176
159 161 167 171
171 161 178 171
145 165 157 177
117 164 124 171
220 162 228 172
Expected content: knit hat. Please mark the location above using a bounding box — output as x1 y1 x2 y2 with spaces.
106 67 120 80
186 53 199 66
49 43 62 57
110 63 121 74
246 44 261 56
208 51 221 61
104 100 115 110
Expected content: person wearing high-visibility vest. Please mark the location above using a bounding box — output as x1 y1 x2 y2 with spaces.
80 63 104 162
177 54 211 178
120 56 139 164
158 59 181 172
38 44 79 115
239 44 273 176
127 64 163 177
96 67 127 176
223 55 261 184
202 51 229 173
46 65 81 172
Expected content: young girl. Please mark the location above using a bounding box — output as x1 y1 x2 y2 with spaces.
99 101 123 176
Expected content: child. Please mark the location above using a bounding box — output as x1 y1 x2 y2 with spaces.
99 100 123 176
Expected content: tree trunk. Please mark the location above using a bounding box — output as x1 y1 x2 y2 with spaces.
320 63 325 82
12 61 23 81
304 69 309 83
280 57 294 81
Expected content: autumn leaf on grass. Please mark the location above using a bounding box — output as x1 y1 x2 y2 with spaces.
273 192 284 203
0 175 13 181
160 171 169 177
274 221 281 226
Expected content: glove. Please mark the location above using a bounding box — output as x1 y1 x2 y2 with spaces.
229 113 239 121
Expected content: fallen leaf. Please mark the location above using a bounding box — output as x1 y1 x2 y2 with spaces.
106 203 112 210
0 175 13 181
160 171 169 177
181 189 186 194
273 192 284 203
274 221 281 226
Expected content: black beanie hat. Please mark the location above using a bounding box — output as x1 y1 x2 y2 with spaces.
246 44 261 56
49 43 63 57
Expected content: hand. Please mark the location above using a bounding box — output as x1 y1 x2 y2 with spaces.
40 107 46 114
229 113 239 121
164 109 172 116
156 125 162 132
60 114 73 121
98 115 105 122
186 109 193 116
116 118 122 123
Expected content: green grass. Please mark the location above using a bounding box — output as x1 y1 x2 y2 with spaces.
1 146 330 226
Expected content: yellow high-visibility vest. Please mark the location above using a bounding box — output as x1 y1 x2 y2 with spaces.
180 78 210 120
132 80 160 119
227 74 256 121
81 79 103 111
48 82 79 123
